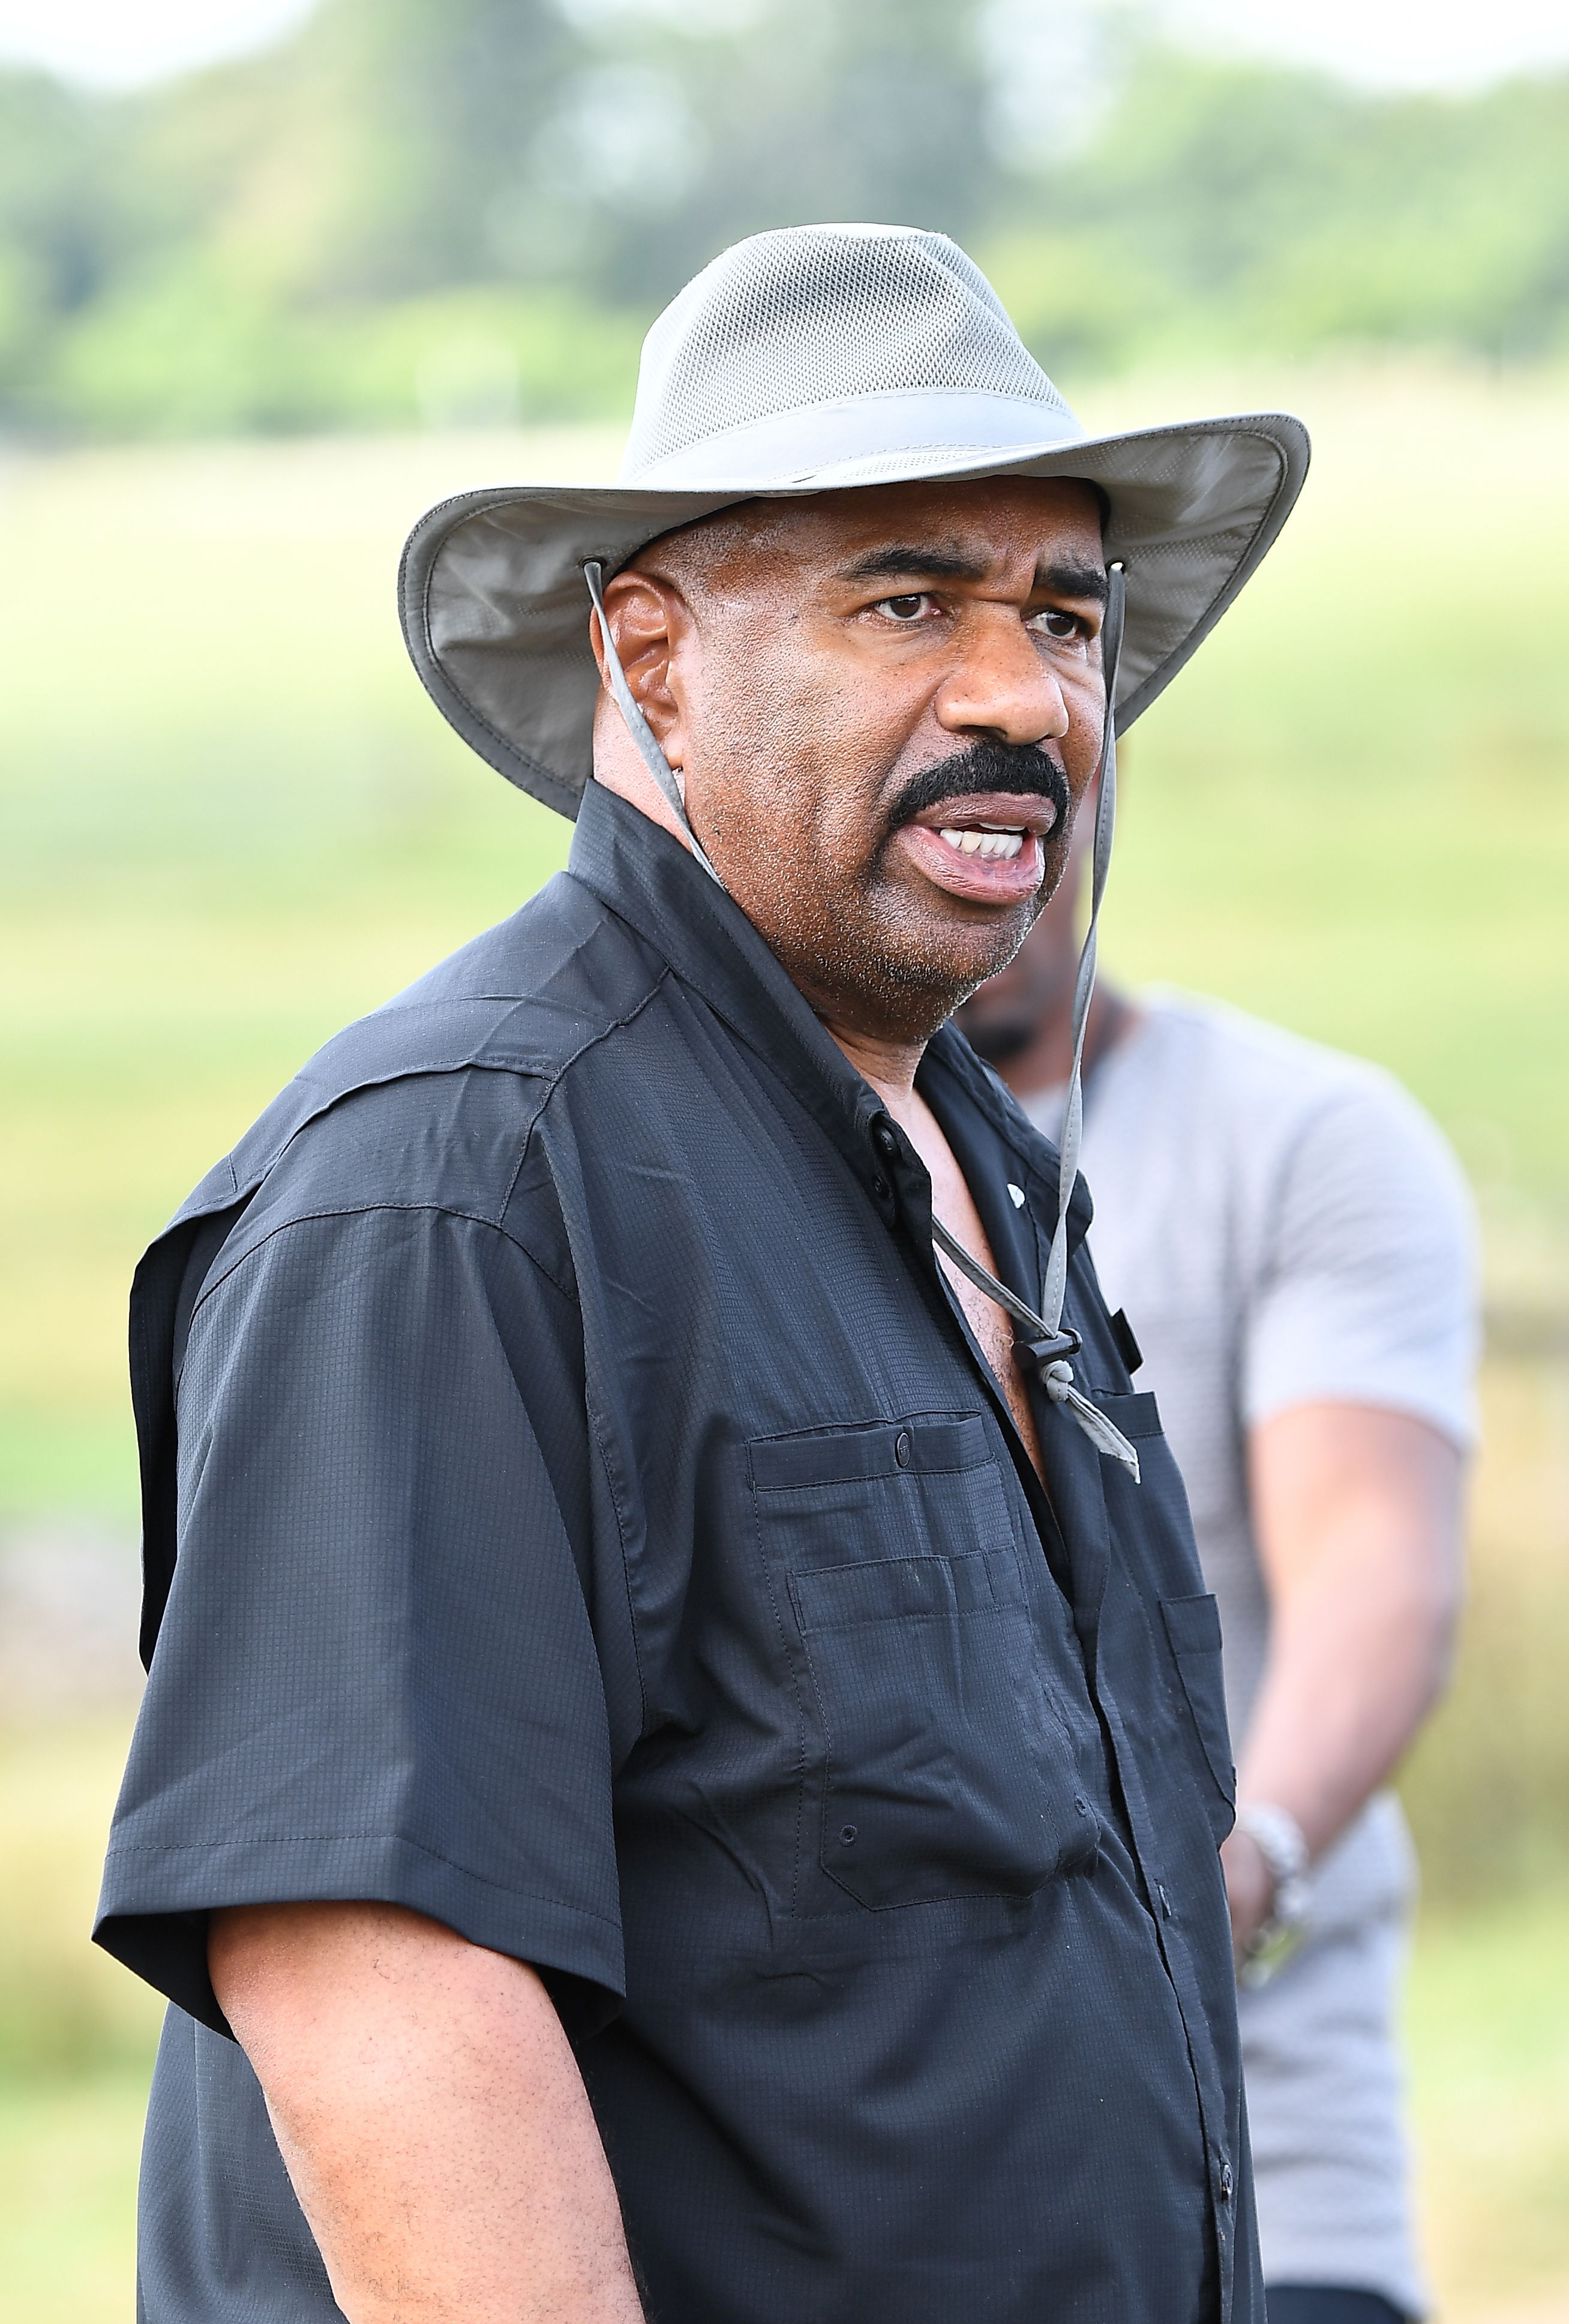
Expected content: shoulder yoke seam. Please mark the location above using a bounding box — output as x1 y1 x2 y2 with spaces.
188 966 676 1326
500 964 673 1216
188 1200 579 1330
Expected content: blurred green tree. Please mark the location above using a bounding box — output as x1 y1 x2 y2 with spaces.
565 0 1000 304
0 0 1566 437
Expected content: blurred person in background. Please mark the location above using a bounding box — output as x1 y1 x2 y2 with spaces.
959 795 1477 2324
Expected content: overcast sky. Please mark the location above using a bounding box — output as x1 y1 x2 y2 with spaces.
1 0 1568 92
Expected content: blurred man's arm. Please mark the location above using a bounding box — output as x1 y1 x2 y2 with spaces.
210 1902 646 2324
1223 1401 1465 1956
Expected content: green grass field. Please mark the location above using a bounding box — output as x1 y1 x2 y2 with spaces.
2 364 1568 2314
4 359 1568 1518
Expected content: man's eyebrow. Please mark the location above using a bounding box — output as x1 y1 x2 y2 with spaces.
1036 559 1109 605
839 545 1109 603
840 545 991 584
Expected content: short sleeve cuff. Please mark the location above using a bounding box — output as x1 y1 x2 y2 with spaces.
95 1833 625 2038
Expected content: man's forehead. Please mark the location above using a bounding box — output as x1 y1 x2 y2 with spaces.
640 474 1106 602
700 474 1104 584
820 474 1105 556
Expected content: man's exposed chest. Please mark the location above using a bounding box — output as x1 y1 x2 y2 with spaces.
877 1080 1047 1470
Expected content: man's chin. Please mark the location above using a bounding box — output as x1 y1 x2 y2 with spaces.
725 841 1041 1047
841 901 1039 1044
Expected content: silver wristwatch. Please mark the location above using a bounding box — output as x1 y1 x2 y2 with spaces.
1235 1802 1312 1987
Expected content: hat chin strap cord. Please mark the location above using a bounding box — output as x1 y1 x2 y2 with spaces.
586 556 1139 1482
931 1213 1141 1482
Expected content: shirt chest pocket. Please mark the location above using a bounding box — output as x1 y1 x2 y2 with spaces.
749 1417 1100 1911
1159 1591 1237 1845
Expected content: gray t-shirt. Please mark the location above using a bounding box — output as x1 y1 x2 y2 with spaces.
1025 992 1477 2315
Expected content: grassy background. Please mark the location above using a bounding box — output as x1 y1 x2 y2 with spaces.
2 359 1568 2314
5 358 1569 1514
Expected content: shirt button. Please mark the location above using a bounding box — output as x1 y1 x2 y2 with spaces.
894 1430 911 1468
871 1174 890 1203
1219 2162 1234 2202
1157 1883 1172 1920
838 1825 858 1846
1073 1795 1090 1816
872 1120 899 1157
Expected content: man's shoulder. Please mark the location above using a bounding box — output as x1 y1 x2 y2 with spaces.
328 865 666 1094
172 869 664 1243
1121 992 1472 1263
1129 991 1434 1145
387 865 661 1033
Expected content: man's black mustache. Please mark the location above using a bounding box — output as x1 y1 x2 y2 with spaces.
887 740 1071 833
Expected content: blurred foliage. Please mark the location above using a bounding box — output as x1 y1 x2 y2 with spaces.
1402 1885 1569 2316
0 2070 149 2324
1402 1347 1569 1907
1 0 1568 436
0 1722 161 2079
990 50 1569 373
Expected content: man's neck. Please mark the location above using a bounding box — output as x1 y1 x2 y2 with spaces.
821 1020 926 1119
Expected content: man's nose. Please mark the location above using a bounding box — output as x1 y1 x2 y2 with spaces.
931 608 1072 748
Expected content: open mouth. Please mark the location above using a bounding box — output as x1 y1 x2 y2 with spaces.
890 786 1060 908
934 823 1028 862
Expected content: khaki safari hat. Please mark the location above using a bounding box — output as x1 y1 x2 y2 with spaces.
398 221 1309 818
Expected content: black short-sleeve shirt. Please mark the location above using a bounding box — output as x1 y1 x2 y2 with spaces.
99 781 1259 2324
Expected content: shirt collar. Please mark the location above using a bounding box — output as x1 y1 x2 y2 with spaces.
565 778 1088 1251
566 781 892 1168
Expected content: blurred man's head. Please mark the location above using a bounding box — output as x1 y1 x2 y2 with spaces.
590 472 1109 1048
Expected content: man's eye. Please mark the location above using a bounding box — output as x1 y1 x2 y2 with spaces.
875 593 933 622
1028 608 1086 640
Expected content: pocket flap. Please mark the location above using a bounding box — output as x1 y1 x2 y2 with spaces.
1160 1591 1223 1658
790 1548 1022 1634
751 1415 989 1490
1085 1390 1165 1443
1158 1591 1235 1824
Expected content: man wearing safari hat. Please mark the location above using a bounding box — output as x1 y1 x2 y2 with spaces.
99 226 1307 2323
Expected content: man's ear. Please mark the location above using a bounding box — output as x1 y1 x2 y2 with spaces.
593 570 691 763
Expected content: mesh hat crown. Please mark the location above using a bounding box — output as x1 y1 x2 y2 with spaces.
621 225 1074 485
399 223 1309 817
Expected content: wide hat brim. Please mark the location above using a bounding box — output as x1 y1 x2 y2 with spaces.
398 413 1309 820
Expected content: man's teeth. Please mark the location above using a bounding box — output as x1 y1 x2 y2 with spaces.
938 826 1025 861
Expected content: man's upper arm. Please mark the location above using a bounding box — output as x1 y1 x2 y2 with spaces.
95 1199 625 2035
1248 1401 1465 1599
